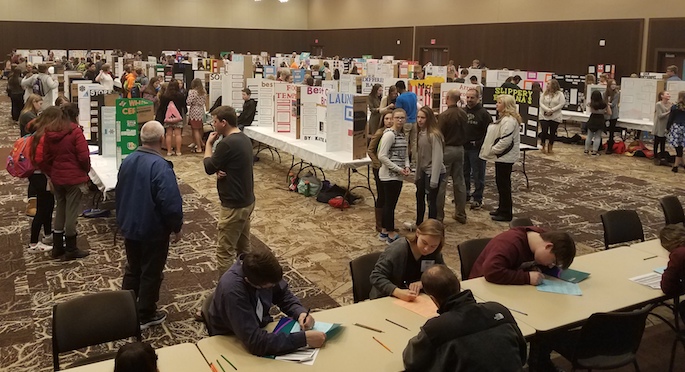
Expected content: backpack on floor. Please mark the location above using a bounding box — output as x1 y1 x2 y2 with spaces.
6 135 35 178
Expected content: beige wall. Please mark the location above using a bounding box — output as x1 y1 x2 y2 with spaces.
307 0 685 29
0 0 309 29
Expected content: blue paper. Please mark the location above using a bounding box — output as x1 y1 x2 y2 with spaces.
537 279 582 296
654 267 666 275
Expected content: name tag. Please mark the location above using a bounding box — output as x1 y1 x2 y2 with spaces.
421 260 436 272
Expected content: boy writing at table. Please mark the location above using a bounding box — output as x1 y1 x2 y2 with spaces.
469 226 576 285
207 249 327 356
660 224 685 320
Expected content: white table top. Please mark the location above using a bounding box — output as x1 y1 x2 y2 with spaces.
630 239 670 258
88 155 117 198
244 126 371 171
461 247 668 332
562 110 590 122
62 343 209 372
196 296 534 372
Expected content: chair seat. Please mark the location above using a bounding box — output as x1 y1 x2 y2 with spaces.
576 353 636 369
65 350 117 369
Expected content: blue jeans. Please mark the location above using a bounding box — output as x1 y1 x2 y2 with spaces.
464 147 486 202
585 130 602 152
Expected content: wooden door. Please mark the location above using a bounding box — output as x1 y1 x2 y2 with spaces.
657 51 685 79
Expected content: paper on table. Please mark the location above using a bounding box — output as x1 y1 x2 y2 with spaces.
536 279 582 296
654 267 666 275
290 321 341 336
630 273 662 290
274 348 318 365
393 295 438 318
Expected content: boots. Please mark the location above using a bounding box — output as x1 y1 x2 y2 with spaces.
26 197 37 217
51 232 65 259
374 208 383 233
62 235 89 261
548 143 554 154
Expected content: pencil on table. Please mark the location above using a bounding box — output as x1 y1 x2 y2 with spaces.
354 322 383 333
221 354 238 371
216 360 226 372
373 336 393 353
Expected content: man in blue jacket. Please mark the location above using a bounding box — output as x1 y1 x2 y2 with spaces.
207 249 327 356
116 120 184 330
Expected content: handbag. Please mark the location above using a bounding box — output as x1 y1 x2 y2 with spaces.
164 101 182 124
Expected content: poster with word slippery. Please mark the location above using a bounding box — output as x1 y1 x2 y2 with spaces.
482 87 540 147
300 86 328 143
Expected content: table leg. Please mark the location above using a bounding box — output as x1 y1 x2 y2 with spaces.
522 150 529 189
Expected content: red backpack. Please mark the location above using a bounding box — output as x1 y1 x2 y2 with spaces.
6 135 36 178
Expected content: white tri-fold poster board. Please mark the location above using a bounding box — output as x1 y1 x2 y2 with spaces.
208 73 222 108
274 82 297 137
361 76 384 95
246 78 261 125
300 86 328 143
667 81 685 105
77 83 110 141
222 62 244 111
257 79 276 127
620 78 662 121
326 93 352 152
438 83 478 112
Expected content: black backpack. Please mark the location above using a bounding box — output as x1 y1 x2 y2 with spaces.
32 78 45 96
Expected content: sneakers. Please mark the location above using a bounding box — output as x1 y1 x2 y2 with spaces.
403 221 417 231
140 310 167 330
27 242 53 253
470 200 482 210
386 233 401 244
42 233 53 245
590 151 600 157
378 232 389 241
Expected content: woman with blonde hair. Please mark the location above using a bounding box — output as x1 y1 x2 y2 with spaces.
538 79 565 154
19 94 43 136
480 95 521 222
369 219 446 302
415 106 446 226
186 78 206 152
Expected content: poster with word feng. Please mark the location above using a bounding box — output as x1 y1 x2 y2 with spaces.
274 82 298 137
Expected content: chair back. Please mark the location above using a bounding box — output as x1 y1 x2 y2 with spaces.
510 217 534 228
52 290 141 370
349 252 382 303
600 210 645 249
660 195 685 225
457 238 492 280
573 306 650 367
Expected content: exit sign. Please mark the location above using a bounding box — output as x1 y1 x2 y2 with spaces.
430 39 436 45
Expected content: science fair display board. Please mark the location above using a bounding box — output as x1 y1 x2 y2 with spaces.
585 84 607 113
438 83 478 112
208 73 222 108
257 79 276 128
76 83 111 142
553 74 586 112
115 98 153 169
619 78 663 121
482 87 540 147
326 93 367 159
274 82 298 138
246 78 261 125
299 86 328 143
486 70 553 89
409 77 445 107
667 81 685 105
362 76 384 95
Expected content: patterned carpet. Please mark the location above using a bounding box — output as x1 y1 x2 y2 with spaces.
1 82 684 371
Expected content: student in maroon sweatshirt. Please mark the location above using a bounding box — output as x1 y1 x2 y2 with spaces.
659 224 685 321
469 226 576 285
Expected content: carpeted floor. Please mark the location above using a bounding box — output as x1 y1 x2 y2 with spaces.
1 82 684 371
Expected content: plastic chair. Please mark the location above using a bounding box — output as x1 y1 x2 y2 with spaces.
457 238 492 280
52 290 141 371
660 195 685 226
553 306 651 372
600 210 644 249
349 252 382 303
510 217 534 228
